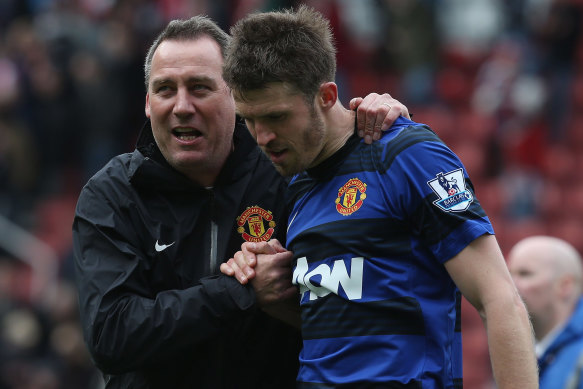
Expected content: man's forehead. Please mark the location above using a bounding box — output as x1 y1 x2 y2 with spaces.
511 251 552 273
149 41 223 86
153 38 223 68
234 83 304 111
233 82 300 100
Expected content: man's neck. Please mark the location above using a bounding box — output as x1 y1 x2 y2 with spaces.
319 103 356 161
182 139 235 187
535 320 568 358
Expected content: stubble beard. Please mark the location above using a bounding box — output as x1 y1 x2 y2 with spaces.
283 107 326 176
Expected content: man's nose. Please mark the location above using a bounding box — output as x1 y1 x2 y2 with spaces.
254 122 276 146
173 89 195 117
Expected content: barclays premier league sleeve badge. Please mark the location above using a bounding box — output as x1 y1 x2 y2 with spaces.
427 168 473 212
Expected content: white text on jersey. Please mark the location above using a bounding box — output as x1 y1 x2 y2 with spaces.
292 257 363 301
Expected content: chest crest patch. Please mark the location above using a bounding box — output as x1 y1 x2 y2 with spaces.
335 178 367 216
237 206 276 242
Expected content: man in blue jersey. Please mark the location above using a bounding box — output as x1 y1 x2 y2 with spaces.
220 6 539 388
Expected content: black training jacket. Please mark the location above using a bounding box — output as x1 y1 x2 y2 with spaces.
72 120 300 388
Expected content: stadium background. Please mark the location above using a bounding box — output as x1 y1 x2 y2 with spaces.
0 0 582 387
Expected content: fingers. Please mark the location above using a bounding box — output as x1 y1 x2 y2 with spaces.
224 240 288 284
219 262 234 276
238 241 275 271
267 239 287 253
240 245 257 268
354 93 379 143
220 255 251 284
384 96 411 121
349 97 364 110
243 240 279 256
353 92 411 144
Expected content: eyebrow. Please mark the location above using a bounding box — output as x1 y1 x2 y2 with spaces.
237 109 287 121
187 75 215 84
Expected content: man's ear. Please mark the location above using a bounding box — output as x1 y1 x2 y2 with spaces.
145 93 151 118
558 275 576 301
318 82 338 110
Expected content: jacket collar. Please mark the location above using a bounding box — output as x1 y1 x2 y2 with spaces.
538 298 583 371
136 119 156 150
130 118 258 191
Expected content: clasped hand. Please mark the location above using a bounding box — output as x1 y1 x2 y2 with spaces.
220 239 296 307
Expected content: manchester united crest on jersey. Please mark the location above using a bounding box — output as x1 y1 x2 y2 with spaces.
335 178 367 216
236 206 276 242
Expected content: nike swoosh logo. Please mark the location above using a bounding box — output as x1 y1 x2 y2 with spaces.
155 240 175 252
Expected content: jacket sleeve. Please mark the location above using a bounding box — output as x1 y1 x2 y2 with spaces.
72 183 258 374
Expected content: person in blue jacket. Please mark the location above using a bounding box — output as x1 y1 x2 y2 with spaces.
509 236 583 388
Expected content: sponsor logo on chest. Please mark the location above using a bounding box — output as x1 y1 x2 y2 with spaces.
293 257 364 301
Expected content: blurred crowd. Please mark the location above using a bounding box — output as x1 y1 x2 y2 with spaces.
0 0 582 388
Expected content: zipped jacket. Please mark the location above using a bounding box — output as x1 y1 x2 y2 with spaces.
73 120 300 388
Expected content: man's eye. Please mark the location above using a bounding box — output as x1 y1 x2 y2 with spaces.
267 114 284 121
156 85 171 93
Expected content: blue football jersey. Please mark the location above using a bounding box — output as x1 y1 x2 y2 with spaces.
287 116 494 388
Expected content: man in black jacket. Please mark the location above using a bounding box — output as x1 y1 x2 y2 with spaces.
72 15 409 388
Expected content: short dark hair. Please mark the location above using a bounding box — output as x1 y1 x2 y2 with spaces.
144 15 231 89
223 5 337 102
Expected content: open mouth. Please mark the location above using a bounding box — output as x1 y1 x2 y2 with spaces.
172 128 202 141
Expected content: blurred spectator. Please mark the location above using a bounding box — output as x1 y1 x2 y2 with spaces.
378 0 440 104
436 0 505 58
0 117 39 226
529 0 583 142
508 236 583 388
0 263 102 389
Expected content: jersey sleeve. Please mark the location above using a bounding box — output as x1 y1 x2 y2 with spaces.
384 126 494 263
